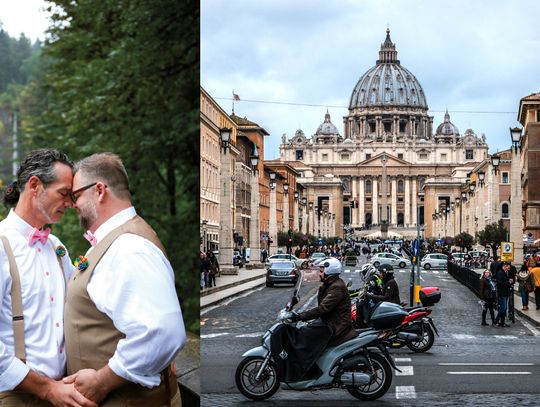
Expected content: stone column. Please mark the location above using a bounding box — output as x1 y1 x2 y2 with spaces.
373 177 379 224
309 206 314 236
301 204 307 234
510 149 524 265
359 176 365 227
219 150 237 274
269 186 278 255
412 177 417 226
404 177 411 227
293 197 299 232
249 169 261 267
391 177 397 226
352 177 358 226
283 192 289 232
380 156 388 224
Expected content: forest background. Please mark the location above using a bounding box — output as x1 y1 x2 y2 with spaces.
0 0 200 332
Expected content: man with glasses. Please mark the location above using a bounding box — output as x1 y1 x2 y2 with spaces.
0 149 97 406
63 153 185 406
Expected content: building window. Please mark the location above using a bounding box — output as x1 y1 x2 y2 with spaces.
418 153 428 160
365 153 371 160
366 198 372 202
365 179 372 193
322 153 328 161
398 198 404 202
501 203 509 218
466 149 473 160
441 153 447 161
397 179 404 193
340 153 350 161
369 122 376 133
383 121 391 133
296 150 304 160
399 121 406 133
501 171 509 184
398 153 403 160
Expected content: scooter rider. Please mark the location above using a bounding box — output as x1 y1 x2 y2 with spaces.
289 258 357 346
367 264 401 305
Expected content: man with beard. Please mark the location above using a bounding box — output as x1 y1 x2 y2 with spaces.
63 153 185 406
0 149 97 406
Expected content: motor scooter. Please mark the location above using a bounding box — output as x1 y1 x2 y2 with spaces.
235 274 407 401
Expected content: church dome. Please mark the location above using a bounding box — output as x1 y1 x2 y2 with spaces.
436 110 459 136
349 29 428 110
316 110 340 135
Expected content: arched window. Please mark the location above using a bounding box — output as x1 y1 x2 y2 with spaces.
501 203 509 218
398 179 404 193
365 213 372 226
365 179 372 194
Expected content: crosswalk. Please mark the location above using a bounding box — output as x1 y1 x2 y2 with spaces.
342 268 448 274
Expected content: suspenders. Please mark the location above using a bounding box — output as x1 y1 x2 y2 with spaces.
0 235 65 364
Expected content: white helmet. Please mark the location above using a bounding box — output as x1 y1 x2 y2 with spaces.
322 257 342 275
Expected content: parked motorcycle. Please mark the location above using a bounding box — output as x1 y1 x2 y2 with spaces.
351 286 441 353
235 274 408 401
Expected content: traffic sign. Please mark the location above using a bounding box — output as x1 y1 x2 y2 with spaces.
412 239 420 256
500 241 514 262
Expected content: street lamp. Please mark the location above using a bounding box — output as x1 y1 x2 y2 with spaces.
269 172 276 190
219 127 232 152
249 145 259 172
309 202 313 210
490 154 500 174
510 126 522 153
469 182 476 195
477 171 485 187
283 182 289 195
461 191 467 202
301 196 307 206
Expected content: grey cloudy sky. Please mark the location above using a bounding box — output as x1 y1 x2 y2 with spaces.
201 0 540 160
0 1 50 42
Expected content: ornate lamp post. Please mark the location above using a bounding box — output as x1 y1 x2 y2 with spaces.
293 191 299 232
269 172 278 255
490 154 500 223
308 201 314 236
509 127 524 265
219 127 236 274
282 182 290 232
248 145 261 267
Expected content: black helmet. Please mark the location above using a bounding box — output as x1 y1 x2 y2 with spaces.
378 264 393 273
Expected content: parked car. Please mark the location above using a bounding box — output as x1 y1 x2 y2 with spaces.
265 261 299 287
266 253 303 268
312 256 333 267
309 252 327 263
421 253 448 270
468 250 489 259
369 252 412 269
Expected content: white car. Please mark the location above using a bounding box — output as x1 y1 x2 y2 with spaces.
421 253 448 270
266 253 304 268
369 252 412 269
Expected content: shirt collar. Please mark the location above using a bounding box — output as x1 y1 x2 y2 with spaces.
4 209 37 239
93 207 137 242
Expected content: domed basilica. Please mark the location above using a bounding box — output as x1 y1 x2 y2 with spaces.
279 29 488 238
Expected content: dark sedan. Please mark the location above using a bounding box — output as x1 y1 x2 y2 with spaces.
265 261 299 287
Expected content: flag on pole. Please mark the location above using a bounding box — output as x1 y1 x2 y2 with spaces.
233 93 241 101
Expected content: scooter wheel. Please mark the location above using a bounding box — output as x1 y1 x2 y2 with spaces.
346 352 392 401
406 323 435 353
235 356 280 400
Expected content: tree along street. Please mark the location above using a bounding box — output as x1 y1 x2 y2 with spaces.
201 259 540 406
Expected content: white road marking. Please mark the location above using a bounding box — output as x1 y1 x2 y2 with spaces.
355 269 360 273
236 332 265 338
447 372 531 375
201 333 229 339
452 334 476 340
493 335 518 339
395 386 416 399
344 269 351 273
395 358 412 362
200 286 265 315
396 366 414 376
432 270 439 274
519 317 540 336
398 269 406 273
440 363 534 366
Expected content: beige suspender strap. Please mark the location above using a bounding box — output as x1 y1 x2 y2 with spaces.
0 235 26 363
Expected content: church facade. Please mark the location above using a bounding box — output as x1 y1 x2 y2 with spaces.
279 30 489 238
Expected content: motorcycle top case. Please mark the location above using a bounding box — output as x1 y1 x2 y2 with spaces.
370 301 408 329
420 286 441 306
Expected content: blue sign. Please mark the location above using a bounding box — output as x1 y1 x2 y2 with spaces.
337 239 342 244
318 239 323 245
412 239 420 256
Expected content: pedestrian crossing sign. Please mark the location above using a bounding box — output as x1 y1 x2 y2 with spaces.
500 241 514 262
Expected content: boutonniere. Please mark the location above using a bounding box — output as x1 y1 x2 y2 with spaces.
74 255 89 272
55 245 66 257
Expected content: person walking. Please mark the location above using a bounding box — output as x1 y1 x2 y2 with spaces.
516 265 534 311
207 250 219 287
479 269 497 325
494 262 513 327
200 251 211 290
530 261 540 310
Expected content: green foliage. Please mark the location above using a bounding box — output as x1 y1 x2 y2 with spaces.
454 232 474 250
0 30 35 93
15 0 200 333
476 220 508 257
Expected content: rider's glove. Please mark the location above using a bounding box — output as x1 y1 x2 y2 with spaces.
365 291 374 298
288 312 301 322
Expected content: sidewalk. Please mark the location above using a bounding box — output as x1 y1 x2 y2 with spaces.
200 266 267 308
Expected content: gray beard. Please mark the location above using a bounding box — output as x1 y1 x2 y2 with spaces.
37 191 53 224
79 200 97 230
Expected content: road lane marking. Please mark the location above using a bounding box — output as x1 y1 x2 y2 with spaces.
451 334 476 340
200 286 265 315
395 366 414 376
395 358 412 362
493 335 518 339
443 363 534 368
236 333 265 338
395 386 416 399
520 317 540 336
201 333 229 339
432 270 439 274
447 372 531 375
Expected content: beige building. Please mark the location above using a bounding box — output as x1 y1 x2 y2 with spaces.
279 30 488 238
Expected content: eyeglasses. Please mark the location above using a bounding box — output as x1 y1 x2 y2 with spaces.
70 182 97 203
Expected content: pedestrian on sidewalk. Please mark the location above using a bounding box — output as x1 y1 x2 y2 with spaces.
200 251 211 290
479 269 497 326
207 250 219 287
494 262 513 327
530 260 540 310
516 265 534 310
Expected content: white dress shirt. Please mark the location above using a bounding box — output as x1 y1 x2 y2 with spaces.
0 210 74 391
86 207 186 387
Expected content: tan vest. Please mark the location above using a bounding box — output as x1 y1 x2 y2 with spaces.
64 216 177 406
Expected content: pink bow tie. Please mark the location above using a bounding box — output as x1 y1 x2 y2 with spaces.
28 227 51 247
83 231 97 246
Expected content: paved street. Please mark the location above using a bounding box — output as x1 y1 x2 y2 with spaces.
201 259 540 406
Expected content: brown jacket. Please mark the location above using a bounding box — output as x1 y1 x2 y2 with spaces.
299 275 357 346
